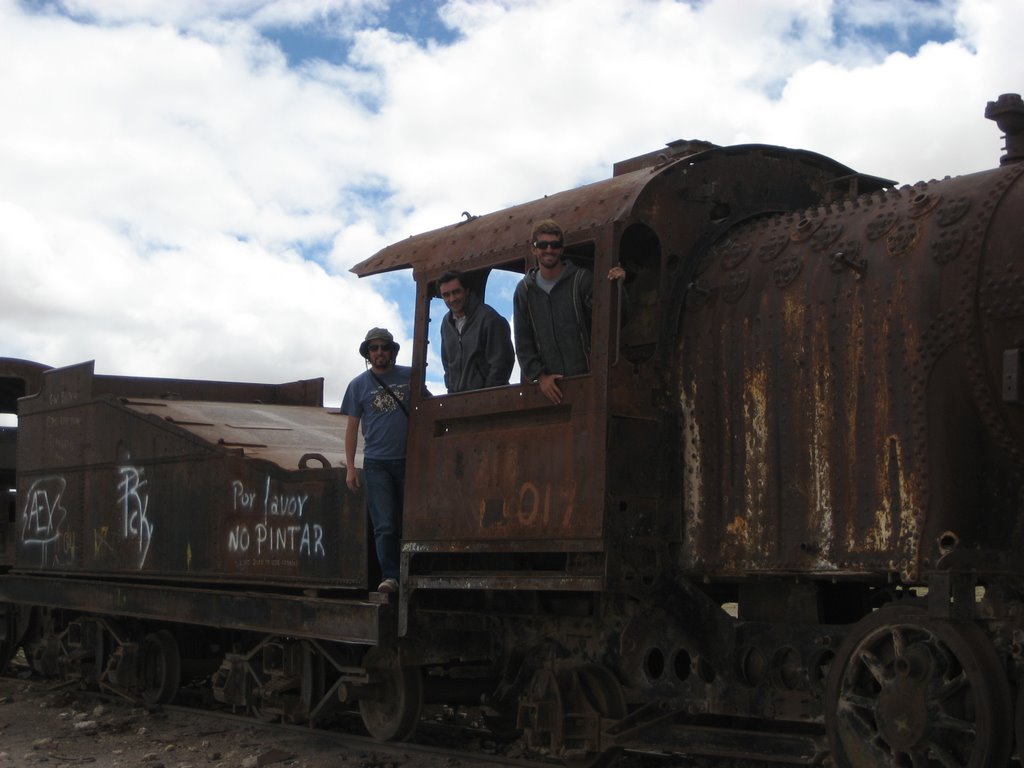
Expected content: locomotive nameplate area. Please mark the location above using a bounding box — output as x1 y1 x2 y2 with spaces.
406 377 602 544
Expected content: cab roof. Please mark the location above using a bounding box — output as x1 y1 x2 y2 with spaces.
350 142 887 281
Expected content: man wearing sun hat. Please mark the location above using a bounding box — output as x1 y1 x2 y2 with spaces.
341 327 411 594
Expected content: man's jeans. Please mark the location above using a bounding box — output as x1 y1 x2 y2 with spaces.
362 457 405 582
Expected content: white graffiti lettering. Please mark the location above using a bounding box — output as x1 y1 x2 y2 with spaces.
228 525 250 551
299 524 323 556
231 478 309 518
232 480 257 511
20 476 71 566
263 476 308 517
226 522 324 557
226 476 324 563
117 466 154 569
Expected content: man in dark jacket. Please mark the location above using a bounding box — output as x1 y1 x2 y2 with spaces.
437 271 515 393
513 219 626 405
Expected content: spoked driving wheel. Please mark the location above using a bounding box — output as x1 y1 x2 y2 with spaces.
825 605 1011 767
358 647 423 742
574 664 627 721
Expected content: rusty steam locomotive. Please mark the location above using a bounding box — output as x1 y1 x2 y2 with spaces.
5 93 1024 767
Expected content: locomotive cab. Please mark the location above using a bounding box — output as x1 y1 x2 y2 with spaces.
401 242 623 592
354 180 668 631
351 140 886 638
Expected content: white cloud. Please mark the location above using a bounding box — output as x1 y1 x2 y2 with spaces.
0 0 412 404
2 0 1023 407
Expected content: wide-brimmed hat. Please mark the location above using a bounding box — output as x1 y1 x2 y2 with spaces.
359 327 400 359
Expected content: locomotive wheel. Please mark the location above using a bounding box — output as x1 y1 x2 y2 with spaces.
518 665 626 760
297 640 326 722
0 605 35 669
519 667 565 750
0 605 20 667
824 605 1011 767
574 664 627 720
0 615 14 668
140 630 181 707
358 647 423 742
567 665 626 768
251 640 327 724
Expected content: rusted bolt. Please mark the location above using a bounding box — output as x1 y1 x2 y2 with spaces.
688 281 712 297
831 250 867 277
938 530 960 554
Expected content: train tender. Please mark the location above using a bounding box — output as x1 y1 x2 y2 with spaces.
5 93 1024 767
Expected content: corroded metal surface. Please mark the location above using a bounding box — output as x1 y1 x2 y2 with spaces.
352 144 872 281
395 146 882 584
0 575 391 644
123 398 349 470
679 162 1024 582
405 378 603 545
352 164 664 279
10 360 366 589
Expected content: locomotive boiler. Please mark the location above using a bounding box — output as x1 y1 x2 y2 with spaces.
4 93 1024 767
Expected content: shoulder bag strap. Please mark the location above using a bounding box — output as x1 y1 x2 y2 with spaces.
369 371 409 418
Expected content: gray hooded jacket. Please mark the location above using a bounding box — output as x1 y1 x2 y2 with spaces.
440 292 515 393
513 261 594 383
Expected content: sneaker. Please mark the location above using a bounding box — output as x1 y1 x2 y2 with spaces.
377 578 398 594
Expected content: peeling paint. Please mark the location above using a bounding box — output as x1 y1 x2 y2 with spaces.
742 364 769 555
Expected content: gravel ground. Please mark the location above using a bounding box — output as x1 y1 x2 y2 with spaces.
0 671 477 768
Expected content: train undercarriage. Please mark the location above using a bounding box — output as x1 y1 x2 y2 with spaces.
4 570 1022 767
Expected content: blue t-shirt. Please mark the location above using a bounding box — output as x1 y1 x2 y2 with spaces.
340 366 412 461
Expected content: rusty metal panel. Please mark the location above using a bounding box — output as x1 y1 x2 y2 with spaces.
91 371 325 407
15 360 324 412
679 163 1024 582
397 145 875 569
352 166 658 279
353 145 872 281
122 398 348 470
405 378 605 546
977 165 1024 450
13 363 366 589
0 575 390 645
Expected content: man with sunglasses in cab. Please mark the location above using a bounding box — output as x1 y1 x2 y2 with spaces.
513 219 626 405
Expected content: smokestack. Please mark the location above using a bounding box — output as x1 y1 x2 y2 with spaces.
985 93 1024 165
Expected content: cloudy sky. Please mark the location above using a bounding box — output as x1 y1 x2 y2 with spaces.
2 0 1024 410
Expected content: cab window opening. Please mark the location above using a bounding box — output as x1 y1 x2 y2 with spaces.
424 265 522 395
1 378 25 527
618 223 661 363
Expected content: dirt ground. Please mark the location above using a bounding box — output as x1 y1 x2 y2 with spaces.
0 671 469 768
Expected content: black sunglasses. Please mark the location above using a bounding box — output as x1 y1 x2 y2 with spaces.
533 240 563 250
367 344 391 352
